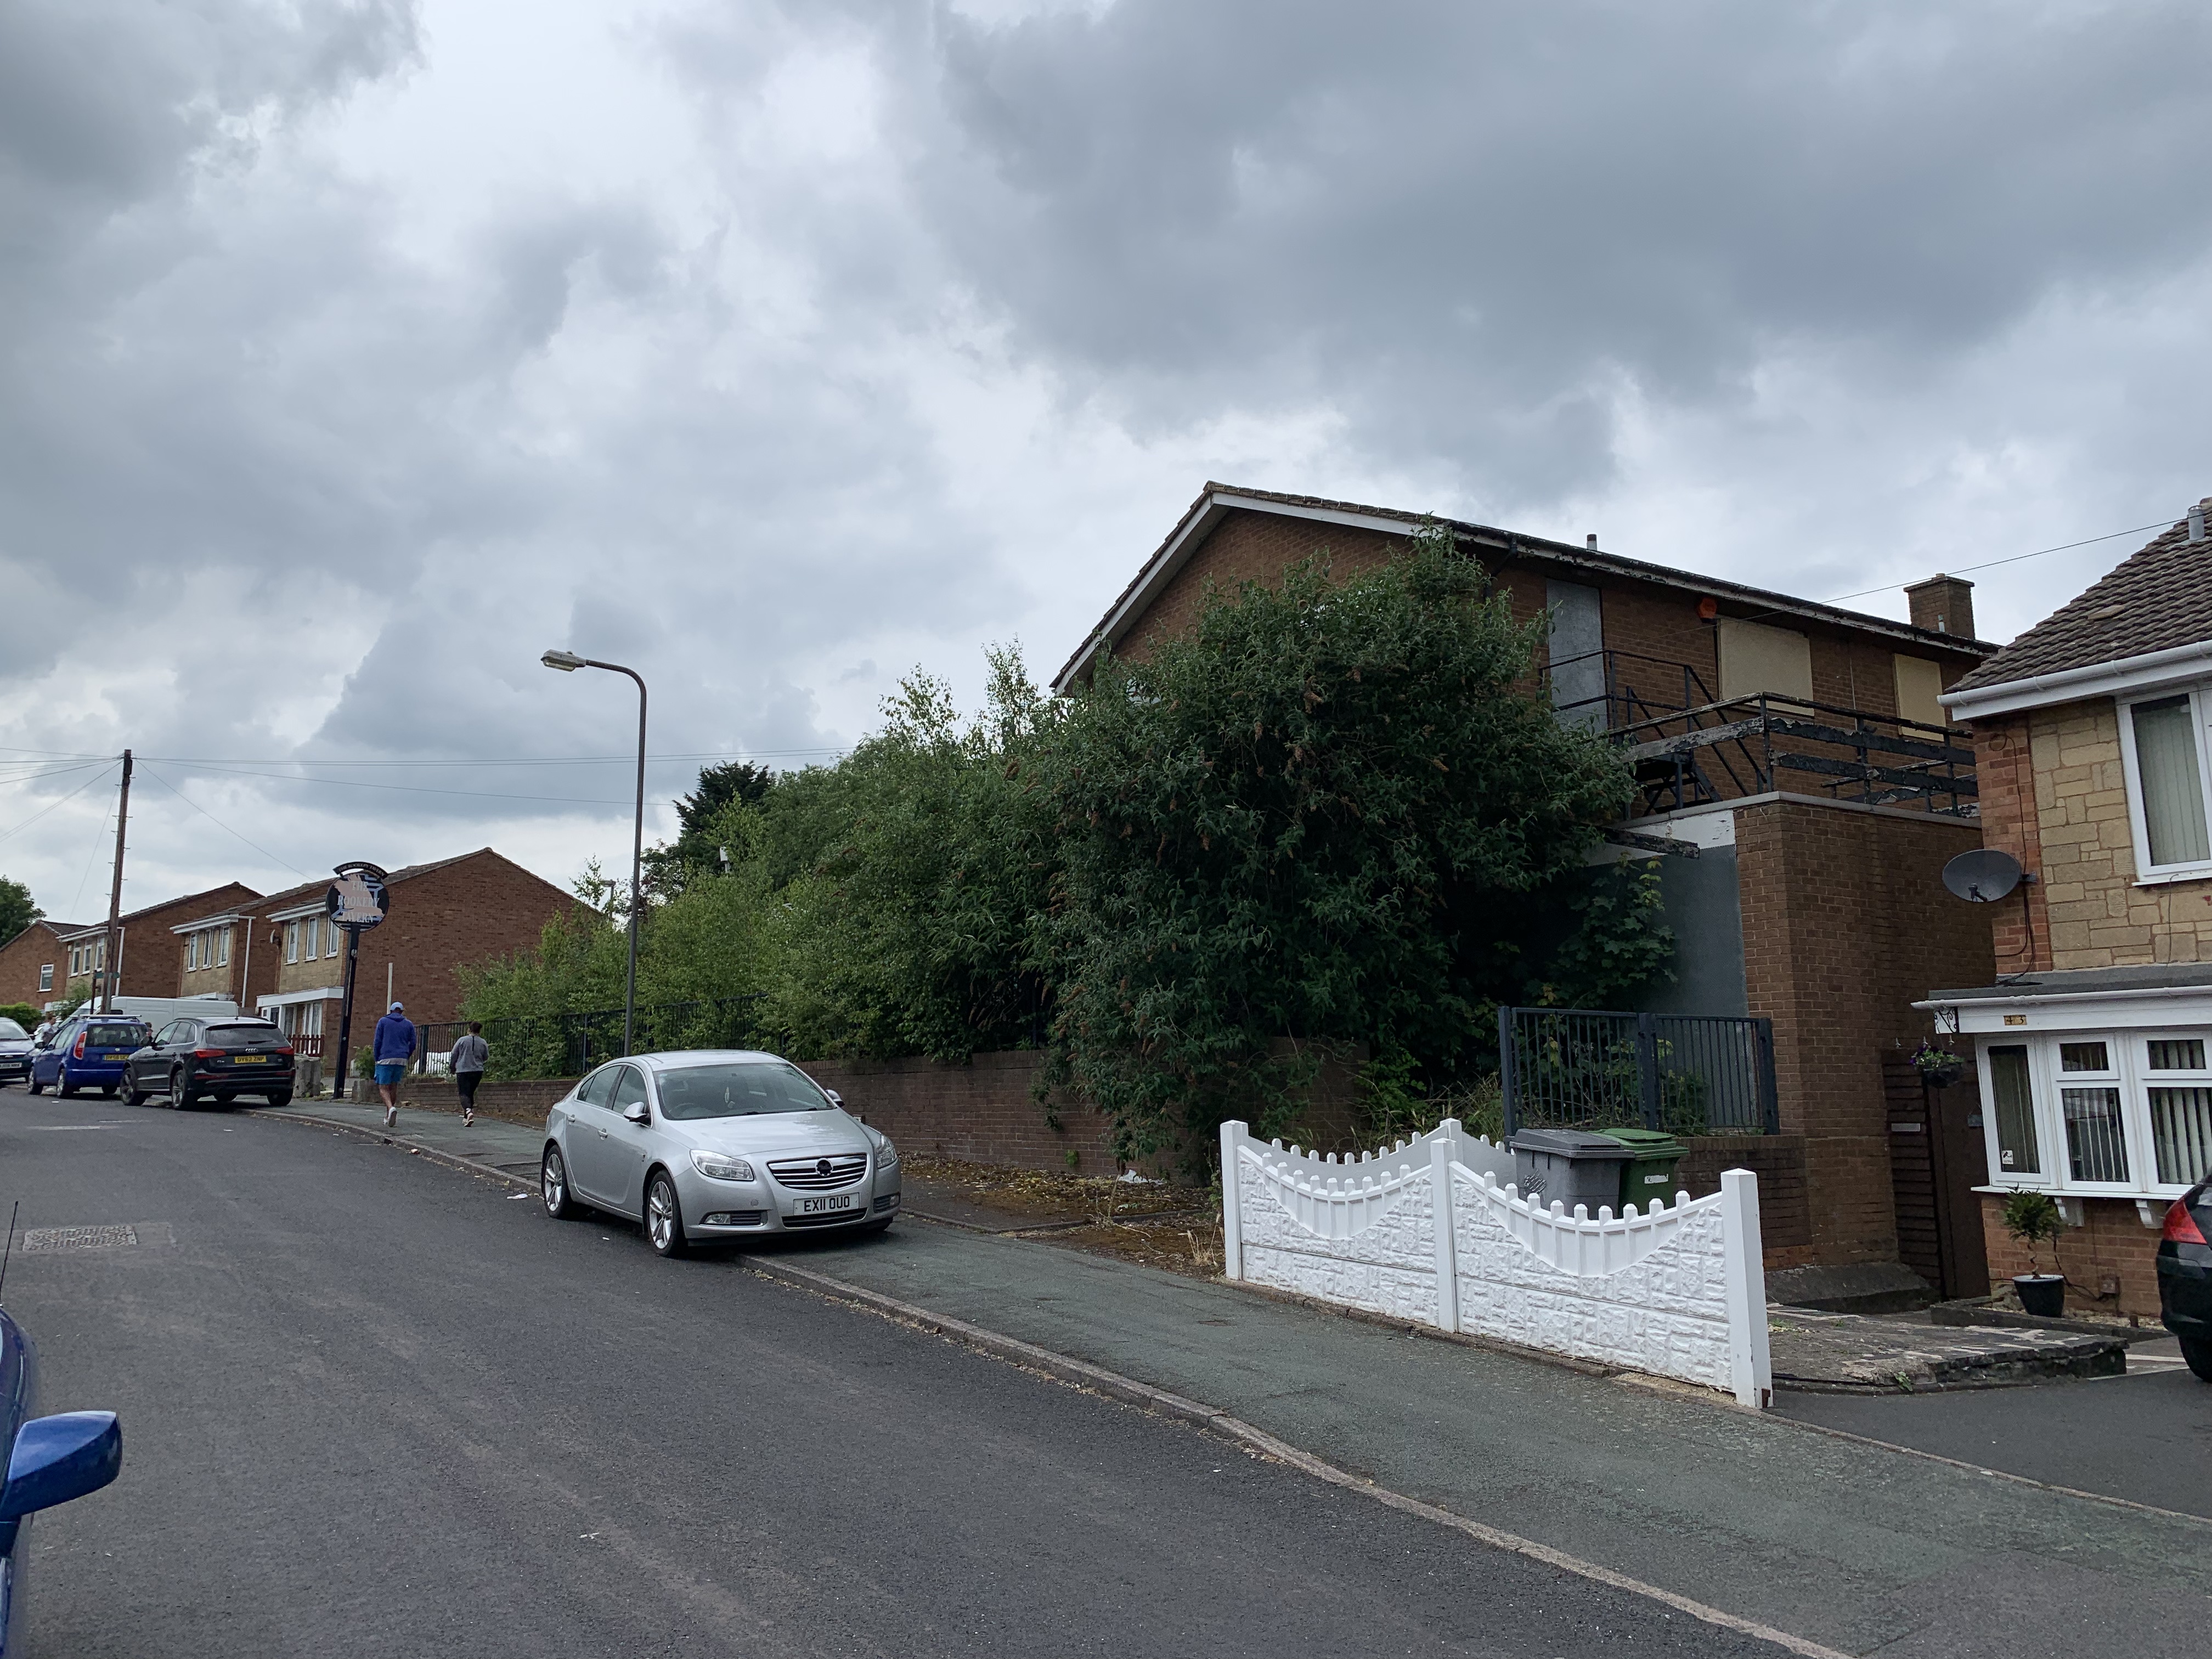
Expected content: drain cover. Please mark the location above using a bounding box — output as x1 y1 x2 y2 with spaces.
22 1225 138 1253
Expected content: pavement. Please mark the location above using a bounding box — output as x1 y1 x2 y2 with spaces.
230 1096 2212 1657
4 1087 1771 1659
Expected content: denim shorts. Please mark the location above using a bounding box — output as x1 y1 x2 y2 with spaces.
373 1060 408 1086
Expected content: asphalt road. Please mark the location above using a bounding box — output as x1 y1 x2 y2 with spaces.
1774 1361 2212 1519
0 1085 1779 1659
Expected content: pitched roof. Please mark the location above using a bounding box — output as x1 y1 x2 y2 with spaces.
1055 481 1995 690
54 883 262 941
250 849 491 917
1949 500 2212 696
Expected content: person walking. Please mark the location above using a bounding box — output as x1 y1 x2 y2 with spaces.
373 1000 417 1129
451 1021 488 1127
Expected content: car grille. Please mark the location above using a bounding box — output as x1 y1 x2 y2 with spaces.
783 1208 866 1228
767 1154 868 1191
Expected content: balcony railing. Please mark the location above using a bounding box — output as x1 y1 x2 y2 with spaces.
1546 649 1976 817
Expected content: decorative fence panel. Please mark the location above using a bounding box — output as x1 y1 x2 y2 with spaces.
1221 1119 1772 1408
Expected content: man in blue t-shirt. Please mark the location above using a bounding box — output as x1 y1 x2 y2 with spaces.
373 1001 417 1128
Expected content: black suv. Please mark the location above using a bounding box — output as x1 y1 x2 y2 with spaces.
122 1017 294 1109
2158 1183 2212 1381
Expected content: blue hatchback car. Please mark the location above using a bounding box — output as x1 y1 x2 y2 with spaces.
25 1017 151 1100
2 1305 123 1657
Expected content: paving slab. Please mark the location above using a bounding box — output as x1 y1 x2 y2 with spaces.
1767 1307 2129 1391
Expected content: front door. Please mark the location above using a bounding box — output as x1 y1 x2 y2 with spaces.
593 1065 654 1216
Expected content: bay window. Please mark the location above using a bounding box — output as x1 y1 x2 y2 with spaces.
1978 1027 2212 1195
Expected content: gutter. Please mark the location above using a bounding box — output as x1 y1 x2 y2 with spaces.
1943 639 2212 721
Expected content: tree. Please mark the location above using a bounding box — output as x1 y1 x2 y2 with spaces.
643 762 777 901
0 877 40 946
1035 524 1666 1164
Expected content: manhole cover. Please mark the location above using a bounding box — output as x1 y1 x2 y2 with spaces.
22 1225 138 1253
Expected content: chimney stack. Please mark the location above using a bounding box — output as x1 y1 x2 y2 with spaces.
2190 501 2205 544
1904 574 1976 640
1586 533 1598 551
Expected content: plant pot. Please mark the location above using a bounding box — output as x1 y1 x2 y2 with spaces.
1917 1064 1965 1089
2013 1274 2066 1317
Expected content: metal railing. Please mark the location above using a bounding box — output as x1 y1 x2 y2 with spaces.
1499 1006 1779 1138
410 994 769 1080
1544 650 1977 817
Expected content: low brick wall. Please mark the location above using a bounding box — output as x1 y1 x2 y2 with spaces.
1677 1133 1810 1268
793 1051 1121 1177
1980 1192 2164 1319
343 1075 571 1124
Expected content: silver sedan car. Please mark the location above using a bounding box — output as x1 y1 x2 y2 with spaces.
539 1050 899 1256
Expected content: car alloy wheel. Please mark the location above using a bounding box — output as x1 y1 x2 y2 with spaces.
541 1146 578 1220
646 1171 687 1258
57 1068 76 1099
170 1067 195 1110
122 1080 146 1108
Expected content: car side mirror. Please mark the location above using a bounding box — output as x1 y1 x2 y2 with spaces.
622 1103 650 1126
0 1412 122 1522
823 1090 843 1108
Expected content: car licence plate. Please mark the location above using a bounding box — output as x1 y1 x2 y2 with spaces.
797 1193 855 1215
230 1055 269 1064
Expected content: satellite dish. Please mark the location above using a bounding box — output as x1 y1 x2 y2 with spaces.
1943 848 2023 904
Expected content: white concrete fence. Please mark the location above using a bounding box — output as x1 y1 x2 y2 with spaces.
1220 1118 1773 1408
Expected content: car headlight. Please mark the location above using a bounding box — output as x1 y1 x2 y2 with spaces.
871 1134 899 1168
691 1150 757 1182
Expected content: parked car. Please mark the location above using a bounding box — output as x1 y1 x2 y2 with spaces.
1 1304 124 1659
0 1019 32 1087
540 1051 900 1256
120 1016 294 1109
2159 1183 2212 1381
26 1015 152 1099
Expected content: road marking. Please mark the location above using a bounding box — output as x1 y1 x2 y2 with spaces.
742 1253 1853 1659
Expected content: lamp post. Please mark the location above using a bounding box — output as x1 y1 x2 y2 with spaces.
541 648 647 1058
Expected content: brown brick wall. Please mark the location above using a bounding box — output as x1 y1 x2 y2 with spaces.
1978 1192 2166 1318
1114 509 1406 665
1675 1133 1812 1263
340 851 582 1028
1734 798 1994 1266
792 1050 1122 1176
1967 711 2053 969
0 922 75 1009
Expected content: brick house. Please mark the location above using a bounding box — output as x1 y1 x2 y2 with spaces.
1062 483 2002 1279
0 919 95 1011
47 884 265 1010
1929 498 2212 1317
238 849 582 1063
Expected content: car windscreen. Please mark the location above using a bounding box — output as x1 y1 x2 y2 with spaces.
655 1062 833 1121
86 1024 148 1047
0 1019 25 1040
205 1023 283 1048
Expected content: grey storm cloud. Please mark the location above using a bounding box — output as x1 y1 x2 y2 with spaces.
857 0 2212 492
0 0 2204 907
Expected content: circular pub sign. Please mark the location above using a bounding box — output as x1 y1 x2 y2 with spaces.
326 861 392 930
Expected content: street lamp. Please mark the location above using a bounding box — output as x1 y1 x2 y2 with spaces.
541 647 647 1058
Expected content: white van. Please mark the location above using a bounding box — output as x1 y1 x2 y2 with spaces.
106 994 241 1027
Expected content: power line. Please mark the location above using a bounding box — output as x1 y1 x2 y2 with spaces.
136 765 311 880
155 758 681 809
1819 519 2177 607
0 763 119 847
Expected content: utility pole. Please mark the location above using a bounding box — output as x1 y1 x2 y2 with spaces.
99 751 132 1013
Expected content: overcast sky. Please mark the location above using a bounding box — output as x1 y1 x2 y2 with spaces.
1 0 2205 922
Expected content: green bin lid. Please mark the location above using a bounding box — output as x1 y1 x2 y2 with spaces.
1605 1127 1684 1155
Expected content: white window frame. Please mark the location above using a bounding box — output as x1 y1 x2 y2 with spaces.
326 919 341 959
37 964 52 992
1976 1027 2211 1198
285 921 299 964
2117 683 2212 883
217 927 231 968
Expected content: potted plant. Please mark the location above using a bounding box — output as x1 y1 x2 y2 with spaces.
2001 1189 2068 1317
1911 1039 1967 1090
